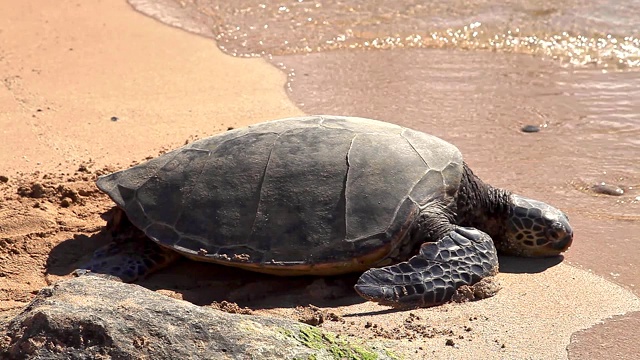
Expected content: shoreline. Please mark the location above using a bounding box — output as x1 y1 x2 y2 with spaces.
1 1 639 359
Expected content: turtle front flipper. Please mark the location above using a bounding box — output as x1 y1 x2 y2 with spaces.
354 227 499 308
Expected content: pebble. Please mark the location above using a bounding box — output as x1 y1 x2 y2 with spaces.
110 116 119 122
591 183 624 196
445 339 455 346
60 197 72 208
521 125 540 133
0 175 8 183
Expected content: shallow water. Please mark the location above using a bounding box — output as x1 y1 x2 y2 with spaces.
142 0 640 68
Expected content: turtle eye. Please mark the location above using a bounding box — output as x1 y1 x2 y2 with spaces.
547 223 561 239
546 220 568 241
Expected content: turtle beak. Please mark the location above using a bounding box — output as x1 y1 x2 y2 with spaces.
550 232 573 252
548 219 573 253
533 226 573 257
516 225 573 258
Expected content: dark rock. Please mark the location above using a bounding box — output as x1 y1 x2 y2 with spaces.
59 197 72 208
445 338 455 346
110 116 119 122
0 175 8 183
0 277 394 360
520 125 540 133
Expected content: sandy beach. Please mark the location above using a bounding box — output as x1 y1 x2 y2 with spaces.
0 0 300 175
1 1 639 359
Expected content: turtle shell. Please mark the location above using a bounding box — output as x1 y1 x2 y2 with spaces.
97 116 463 275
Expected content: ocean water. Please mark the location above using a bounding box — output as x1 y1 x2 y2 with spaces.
127 0 640 298
135 0 640 68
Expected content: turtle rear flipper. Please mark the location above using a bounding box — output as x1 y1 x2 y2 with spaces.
354 227 499 308
73 239 181 283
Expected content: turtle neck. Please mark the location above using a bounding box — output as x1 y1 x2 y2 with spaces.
455 163 511 250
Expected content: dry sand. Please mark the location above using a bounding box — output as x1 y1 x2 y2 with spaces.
0 0 300 175
1 1 639 359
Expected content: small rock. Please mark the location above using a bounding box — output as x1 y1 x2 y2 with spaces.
521 125 540 133
295 305 324 326
60 197 72 208
0 175 8 183
227 126 235 131
110 116 119 122
591 183 624 196
445 339 455 346
78 189 92 197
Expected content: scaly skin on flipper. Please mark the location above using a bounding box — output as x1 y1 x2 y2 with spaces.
75 239 181 283
74 208 181 282
354 227 498 308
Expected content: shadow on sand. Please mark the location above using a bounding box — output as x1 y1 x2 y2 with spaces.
47 215 566 311
498 255 564 274
46 227 365 310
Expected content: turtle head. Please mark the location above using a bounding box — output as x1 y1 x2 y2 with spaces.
456 164 573 257
500 194 573 257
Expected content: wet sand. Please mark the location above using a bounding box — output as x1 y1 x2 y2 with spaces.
1 1 640 359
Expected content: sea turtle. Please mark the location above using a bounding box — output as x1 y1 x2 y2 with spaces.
76 115 573 308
